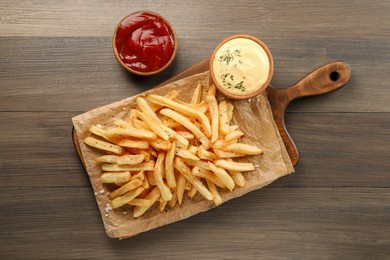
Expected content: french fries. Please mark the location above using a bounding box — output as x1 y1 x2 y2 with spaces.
83 81 264 218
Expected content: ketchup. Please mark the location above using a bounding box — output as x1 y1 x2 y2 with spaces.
115 12 175 73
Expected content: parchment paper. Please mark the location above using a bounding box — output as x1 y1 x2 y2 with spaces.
72 71 294 239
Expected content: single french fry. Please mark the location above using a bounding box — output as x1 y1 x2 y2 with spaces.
207 83 216 96
206 95 219 143
142 175 150 189
188 185 197 198
208 162 235 191
213 149 245 158
176 131 194 140
206 180 222 206
113 119 133 128
191 82 203 104
84 136 125 155
197 145 217 161
165 141 176 188
146 94 211 137
128 198 149 207
214 159 255 172
132 119 151 131
159 108 211 149
101 171 131 185
154 152 172 201
101 161 155 172
230 171 246 187
150 90 179 112
222 143 263 155
161 116 181 128
133 187 161 218
181 158 212 171
175 147 200 161
146 171 156 186
212 139 236 150
109 178 143 200
176 174 186 206
224 130 244 142
96 154 145 165
159 197 168 213
111 186 144 209
218 101 230 136
149 139 172 151
105 127 157 140
168 188 178 208
226 101 234 122
176 100 207 110
191 166 226 188
128 148 151 162
174 157 213 201
89 125 110 141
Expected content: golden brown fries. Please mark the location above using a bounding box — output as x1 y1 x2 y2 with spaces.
83 81 263 218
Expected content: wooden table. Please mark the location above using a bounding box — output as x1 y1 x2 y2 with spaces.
1 1 389 258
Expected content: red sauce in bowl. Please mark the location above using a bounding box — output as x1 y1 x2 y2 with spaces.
114 12 176 74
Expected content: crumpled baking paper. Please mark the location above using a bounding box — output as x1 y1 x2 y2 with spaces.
72 71 294 239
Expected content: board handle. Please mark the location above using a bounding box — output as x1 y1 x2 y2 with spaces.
267 61 351 166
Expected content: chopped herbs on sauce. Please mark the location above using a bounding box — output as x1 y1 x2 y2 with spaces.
218 49 242 65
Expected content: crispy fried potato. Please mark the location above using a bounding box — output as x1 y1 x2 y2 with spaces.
206 180 222 206
101 161 155 172
101 171 131 185
224 130 244 142
176 174 186 206
218 101 230 136
84 86 265 218
165 141 176 188
154 152 172 201
109 178 143 200
206 95 219 143
214 159 255 172
213 149 245 158
128 198 149 207
222 143 263 155
175 147 200 161
111 187 144 209
96 154 145 165
105 127 157 140
84 136 125 155
150 90 179 112
191 82 203 104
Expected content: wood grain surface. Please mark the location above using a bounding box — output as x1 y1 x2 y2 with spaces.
1 0 389 258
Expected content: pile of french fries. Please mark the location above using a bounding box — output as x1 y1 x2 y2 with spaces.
83 83 263 218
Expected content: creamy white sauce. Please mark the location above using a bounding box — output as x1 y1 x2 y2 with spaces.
212 38 270 95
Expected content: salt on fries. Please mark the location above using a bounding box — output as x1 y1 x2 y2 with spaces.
83 83 263 218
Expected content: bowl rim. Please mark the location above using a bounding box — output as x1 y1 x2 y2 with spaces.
112 10 178 76
209 34 274 99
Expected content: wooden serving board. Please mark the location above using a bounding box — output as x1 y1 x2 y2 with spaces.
73 59 351 166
